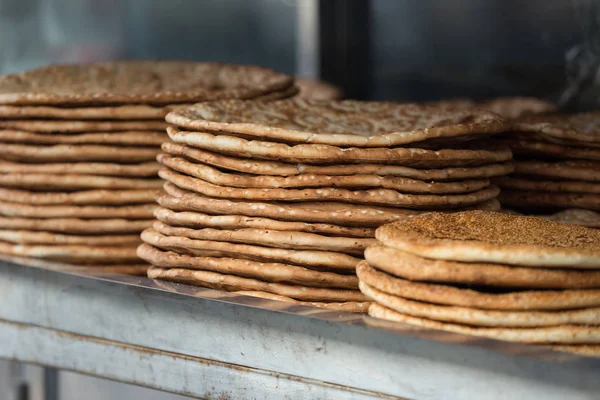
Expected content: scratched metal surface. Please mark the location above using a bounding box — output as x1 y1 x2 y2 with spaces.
2 256 600 399
1 254 598 363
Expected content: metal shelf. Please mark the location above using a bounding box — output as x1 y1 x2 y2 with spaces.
1 258 599 400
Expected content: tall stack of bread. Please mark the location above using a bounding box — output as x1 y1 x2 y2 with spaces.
495 112 600 228
0 61 296 274
138 99 512 311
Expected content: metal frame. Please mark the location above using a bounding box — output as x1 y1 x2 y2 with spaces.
1 259 600 399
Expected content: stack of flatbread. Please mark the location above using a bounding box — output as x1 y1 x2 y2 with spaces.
359 210 600 356
496 112 600 228
138 99 513 311
0 61 296 274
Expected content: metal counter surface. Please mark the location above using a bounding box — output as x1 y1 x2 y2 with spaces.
1 257 599 400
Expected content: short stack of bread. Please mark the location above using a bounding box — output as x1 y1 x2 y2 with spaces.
359 210 600 356
496 112 600 228
0 61 296 273
138 99 513 311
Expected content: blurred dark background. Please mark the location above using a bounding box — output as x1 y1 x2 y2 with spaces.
0 0 598 109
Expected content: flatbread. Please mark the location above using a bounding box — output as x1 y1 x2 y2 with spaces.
0 188 157 205
547 344 600 358
0 201 155 219
541 209 600 228
513 132 600 148
503 139 600 161
162 142 515 180
376 211 600 268
0 61 294 105
513 160 600 182
295 78 343 101
516 112 600 145
499 190 600 212
0 130 168 146
0 104 169 120
0 217 152 234
357 261 600 310
0 120 167 133
160 168 500 208
368 303 600 344
147 266 367 302
232 291 368 313
0 229 141 246
0 174 162 190
77 264 149 276
0 241 139 264
152 221 375 255
160 183 500 227
165 99 508 147
478 97 556 119
0 160 159 177
138 244 357 288
495 176 600 194
154 207 375 238
141 228 360 271
158 153 491 193
365 245 600 289
360 282 600 327
167 127 513 167
1 144 157 163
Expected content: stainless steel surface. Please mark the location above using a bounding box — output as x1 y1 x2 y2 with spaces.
1 259 600 399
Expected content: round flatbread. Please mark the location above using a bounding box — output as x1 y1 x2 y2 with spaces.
162 142 515 180
0 241 139 264
232 291 368 313
165 99 508 147
167 127 513 167
0 104 170 120
0 120 167 133
368 303 600 344
138 244 357 288
375 211 600 268
158 153 491 193
0 173 162 190
499 190 600 212
152 221 375 255
160 167 500 208
154 207 375 238
478 97 556 119
503 139 600 161
1 144 157 163
147 266 367 302
0 217 152 234
142 228 360 271
0 188 157 205
0 201 155 219
365 245 600 289
513 160 600 182
0 130 168 146
495 176 600 194
0 61 294 105
357 261 600 310
160 183 500 227
540 209 600 228
295 78 343 101
77 265 149 276
360 282 600 327
516 112 600 145
0 160 159 177
0 229 141 246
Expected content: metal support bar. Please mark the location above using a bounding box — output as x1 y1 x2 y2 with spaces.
0 320 396 400
318 0 371 99
1 262 600 399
